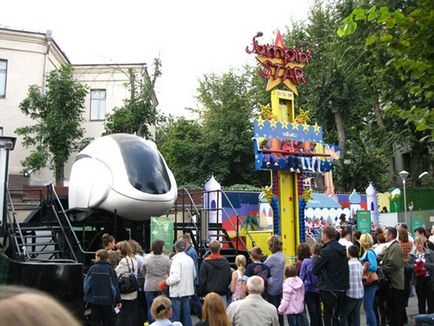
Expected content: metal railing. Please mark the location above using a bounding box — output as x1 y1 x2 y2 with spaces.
5 185 29 259
177 188 203 249
48 184 94 259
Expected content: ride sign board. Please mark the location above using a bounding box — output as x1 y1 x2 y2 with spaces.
356 210 371 234
150 216 174 252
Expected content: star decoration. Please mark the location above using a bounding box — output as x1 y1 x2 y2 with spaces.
302 123 310 131
255 32 305 96
260 186 275 203
295 108 311 124
270 119 279 128
281 122 290 130
313 122 321 134
291 121 300 130
257 118 265 128
260 104 272 120
301 189 314 203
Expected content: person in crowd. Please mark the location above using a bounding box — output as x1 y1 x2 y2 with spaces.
406 235 434 314
264 235 286 326
353 230 364 258
227 275 279 326
198 240 231 306
295 243 311 275
195 292 231 326
242 246 272 297
373 233 387 257
398 224 414 243
429 225 434 245
380 207 388 213
180 233 202 319
398 226 413 308
300 242 322 326
129 239 146 325
143 239 172 324
360 233 378 326
231 255 247 301
339 229 353 251
102 233 119 268
381 227 406 326
159 239 195 326
149 295 182 326
115 240 139 326
84 249 121 326
278 264 307 326
0 285 80 326
340 245 364 326
313 225 349 326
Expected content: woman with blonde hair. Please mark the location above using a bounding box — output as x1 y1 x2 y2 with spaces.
116 240 139 326
231 255 247 301
359 233 378 326
150 295 182 326
195 292 231 326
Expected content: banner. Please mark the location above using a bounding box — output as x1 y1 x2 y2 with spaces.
150 217 174 252
356 210 371 234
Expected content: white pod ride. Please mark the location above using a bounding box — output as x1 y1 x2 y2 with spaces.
68 134 177 221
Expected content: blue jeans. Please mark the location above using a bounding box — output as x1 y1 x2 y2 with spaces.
364 284 378 326
416 313 434 325
339 297 362 326
305 292 323 326
144 291 160 323
287 313 308 326
267 293 284 326
190 292 202 319
171 296 192 326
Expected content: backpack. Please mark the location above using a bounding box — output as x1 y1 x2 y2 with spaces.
118 257 138 294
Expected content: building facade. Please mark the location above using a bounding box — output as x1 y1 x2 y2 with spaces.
0 27 156 187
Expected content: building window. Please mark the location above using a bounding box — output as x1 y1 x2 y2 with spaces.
90 89 106 120
0 60 7 98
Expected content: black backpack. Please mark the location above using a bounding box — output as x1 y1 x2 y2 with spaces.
118 257 138 294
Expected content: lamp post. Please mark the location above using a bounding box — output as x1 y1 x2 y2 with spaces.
399 170 409 224
0 136 16 230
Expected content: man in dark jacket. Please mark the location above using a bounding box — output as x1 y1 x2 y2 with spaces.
198 239 232 306
84 249 121 326
313 226 349 326
382 226 406 326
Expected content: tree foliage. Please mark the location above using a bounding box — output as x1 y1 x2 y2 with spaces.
157 67 268 187
104 58 162 138
16 65 88 185
339 0 434 140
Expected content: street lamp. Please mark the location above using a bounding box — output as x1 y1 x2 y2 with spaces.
418 171 429 180
0 136 16 229
399 170 409 224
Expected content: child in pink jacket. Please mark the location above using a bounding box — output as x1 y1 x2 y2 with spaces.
278 264 308 326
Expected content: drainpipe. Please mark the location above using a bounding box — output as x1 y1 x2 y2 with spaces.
42 30 52 94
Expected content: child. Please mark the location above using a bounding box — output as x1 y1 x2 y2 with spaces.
231 255 247 301
339 245 364 326
278 264 307 326
242 247 272 298
84 249 121 325
300 243 322 326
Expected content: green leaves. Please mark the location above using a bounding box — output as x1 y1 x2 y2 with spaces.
17 65 88 185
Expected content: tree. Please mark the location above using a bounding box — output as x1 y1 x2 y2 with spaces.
104 58 162 138
16 65 88 185
339 0 433 139
338 0 434 185
282 0 393 191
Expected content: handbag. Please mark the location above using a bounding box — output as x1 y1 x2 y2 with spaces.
118 257 138 294
363 270 379 286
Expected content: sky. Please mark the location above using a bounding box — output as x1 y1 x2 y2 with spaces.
1 0 314 117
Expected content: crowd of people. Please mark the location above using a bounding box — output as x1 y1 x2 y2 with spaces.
83 223 434 326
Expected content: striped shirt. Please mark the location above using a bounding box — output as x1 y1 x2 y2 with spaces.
346 258 364 299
